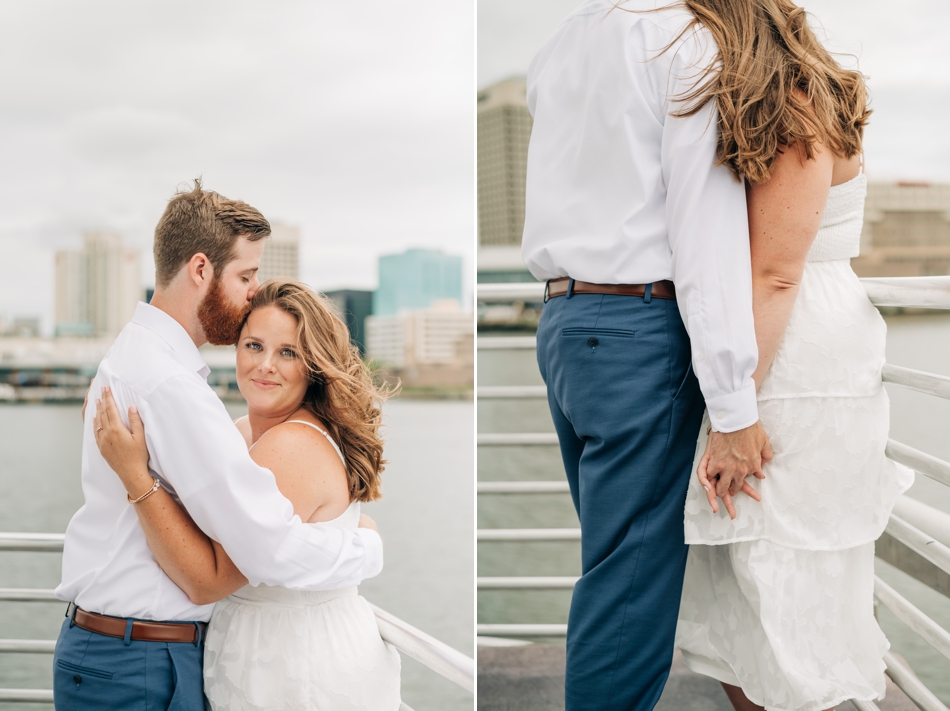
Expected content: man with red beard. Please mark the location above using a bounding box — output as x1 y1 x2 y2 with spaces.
52 181 384 711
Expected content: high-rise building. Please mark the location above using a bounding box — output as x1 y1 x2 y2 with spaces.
365 302 474 368
258 224 300 283
55 232 140 338
477 78 533 248
852 182 950 277
323 289 373 356
373 248 463 316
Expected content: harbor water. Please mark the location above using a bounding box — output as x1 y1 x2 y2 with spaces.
0 399 474 711
478 313 950 704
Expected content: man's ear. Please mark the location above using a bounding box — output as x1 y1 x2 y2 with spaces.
187 253 214 287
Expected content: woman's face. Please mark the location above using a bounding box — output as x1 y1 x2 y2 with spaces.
236 305 309 418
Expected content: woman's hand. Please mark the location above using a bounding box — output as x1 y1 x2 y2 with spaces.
93 387 153 497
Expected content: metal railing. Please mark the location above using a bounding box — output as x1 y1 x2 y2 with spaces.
477 275 950 710
0 534 473 707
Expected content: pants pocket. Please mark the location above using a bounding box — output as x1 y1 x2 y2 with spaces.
672 362 695 400
56 659 114 680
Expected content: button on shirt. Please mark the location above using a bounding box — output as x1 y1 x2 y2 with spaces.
522 0 759 432
56 303 384 622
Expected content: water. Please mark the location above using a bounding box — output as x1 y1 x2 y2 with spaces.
0 399 474 711
477 313 950 703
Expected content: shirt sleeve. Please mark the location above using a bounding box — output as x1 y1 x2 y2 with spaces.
135 374 383 590
660 31 759 433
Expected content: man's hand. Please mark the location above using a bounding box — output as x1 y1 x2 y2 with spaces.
699 421 772 516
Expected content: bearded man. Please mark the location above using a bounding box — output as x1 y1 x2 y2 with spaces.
52 182 384 711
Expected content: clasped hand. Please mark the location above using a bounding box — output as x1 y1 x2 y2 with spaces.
697 421 773 520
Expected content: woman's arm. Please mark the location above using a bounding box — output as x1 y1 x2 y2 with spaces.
94 388 247 605
748 141 835 388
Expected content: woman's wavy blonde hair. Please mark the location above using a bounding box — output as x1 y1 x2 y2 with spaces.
639 0 870 183
248 280 389 502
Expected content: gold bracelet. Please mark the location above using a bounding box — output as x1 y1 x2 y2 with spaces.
128 477 161 504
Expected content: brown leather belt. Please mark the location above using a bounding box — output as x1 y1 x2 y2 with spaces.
546 278 676 300
72 606 205 644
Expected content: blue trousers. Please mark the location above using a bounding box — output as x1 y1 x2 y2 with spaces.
537 290 705 711
53 612 205 710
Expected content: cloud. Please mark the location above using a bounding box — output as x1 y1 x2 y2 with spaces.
0 0 475 327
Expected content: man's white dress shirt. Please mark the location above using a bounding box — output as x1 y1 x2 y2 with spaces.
522 0 759 433
56 303 384 622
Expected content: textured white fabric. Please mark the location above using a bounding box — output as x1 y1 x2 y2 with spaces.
522 0 759 433
676 175 914 710
204 501 402 711
56 303 383 622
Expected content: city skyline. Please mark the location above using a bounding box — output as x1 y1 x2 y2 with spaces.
0 1 474 332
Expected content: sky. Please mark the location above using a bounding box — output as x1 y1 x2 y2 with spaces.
0 1 474 332
478 0 950 179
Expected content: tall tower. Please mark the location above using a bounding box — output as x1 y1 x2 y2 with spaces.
55 232 140 337
258 224 300 283
477 78 533 247
372 248 463 316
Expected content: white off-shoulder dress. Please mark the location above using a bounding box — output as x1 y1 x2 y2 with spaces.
203 420 401 711
675 173 914 711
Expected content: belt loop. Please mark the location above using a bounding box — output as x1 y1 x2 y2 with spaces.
643 283 653 304
123 618 133 646
193 622 203 648
543 280 550 304
566 278 575 299
67 603 77 628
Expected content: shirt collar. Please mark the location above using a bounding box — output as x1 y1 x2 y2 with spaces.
131 302 212 379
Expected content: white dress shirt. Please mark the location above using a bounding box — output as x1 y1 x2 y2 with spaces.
522 0 759 433
56 303 384 622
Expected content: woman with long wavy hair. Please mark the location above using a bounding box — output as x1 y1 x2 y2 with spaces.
670 1 913 709
92 280 402 710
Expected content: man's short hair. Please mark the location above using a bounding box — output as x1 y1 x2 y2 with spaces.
153 179 271 289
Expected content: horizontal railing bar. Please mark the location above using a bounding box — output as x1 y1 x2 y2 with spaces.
478 528 581 542
862 276 950 310
476 337 538 350
476 277 950 309
0 533 64 552
850 700 882 711
0 640 56 654
478 577 578 590
883 364 950 400
477 481 570 494
478 433 559 446
883 650 950 711
874 576 950 664
477 283 545 303
885 515 950 578
0 588 59 602
477 385 547 399
476 624 568 637
370 605 474 695
886 440 950 488
0 689 53 703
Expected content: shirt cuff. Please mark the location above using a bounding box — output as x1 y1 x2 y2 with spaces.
356 528 384 580
705 382 759 433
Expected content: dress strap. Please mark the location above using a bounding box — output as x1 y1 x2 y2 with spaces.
283 420 346 466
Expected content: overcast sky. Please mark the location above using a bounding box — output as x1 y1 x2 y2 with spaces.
0 1 473 331
479 0 950 179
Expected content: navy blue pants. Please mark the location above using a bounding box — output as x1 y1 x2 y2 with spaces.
53 613 205 710
537 289 705 711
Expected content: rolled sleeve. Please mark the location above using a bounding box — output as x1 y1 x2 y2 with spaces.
661 32 759 433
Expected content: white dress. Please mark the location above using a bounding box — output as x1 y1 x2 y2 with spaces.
675 173 915 711
203 420 401 711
